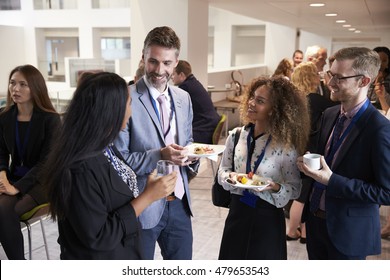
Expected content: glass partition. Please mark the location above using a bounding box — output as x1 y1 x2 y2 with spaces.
33 0 77 10
0 0 21 10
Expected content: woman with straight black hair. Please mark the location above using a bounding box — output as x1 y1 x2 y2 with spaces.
43 72 176 259
0 64 60 259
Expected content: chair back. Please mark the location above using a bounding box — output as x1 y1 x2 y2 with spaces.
212 114 227 144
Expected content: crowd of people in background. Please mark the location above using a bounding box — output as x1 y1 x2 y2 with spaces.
0 26 389 260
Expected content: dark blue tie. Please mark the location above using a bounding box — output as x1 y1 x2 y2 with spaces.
310 115 347 213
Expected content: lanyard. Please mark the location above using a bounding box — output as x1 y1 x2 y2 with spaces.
326 99 370 164
15 119 32 166
245 125 272 174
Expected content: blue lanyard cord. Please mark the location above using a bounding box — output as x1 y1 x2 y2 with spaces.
326 99 370 164
15 119 32 166
245 125 272 174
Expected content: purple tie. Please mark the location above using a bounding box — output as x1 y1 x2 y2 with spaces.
310 114 347 213
157 94 184 199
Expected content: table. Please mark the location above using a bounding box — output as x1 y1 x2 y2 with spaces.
207 88 236 98
213 99 240 137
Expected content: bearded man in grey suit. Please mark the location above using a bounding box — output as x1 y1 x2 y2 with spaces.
114 26 198 260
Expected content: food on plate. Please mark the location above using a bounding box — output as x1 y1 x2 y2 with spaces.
193 145 215 155
226 178 237 185
251 174 268 186
236 175 248 184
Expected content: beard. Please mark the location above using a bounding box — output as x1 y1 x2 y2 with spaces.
146 72 171 91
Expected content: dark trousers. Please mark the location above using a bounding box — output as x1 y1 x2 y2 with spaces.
0 193 37 260
140 197 193 260
306 212 366 260
219 194 287 260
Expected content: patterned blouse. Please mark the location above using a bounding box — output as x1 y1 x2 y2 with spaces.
218 126 302 208
103 145 139 198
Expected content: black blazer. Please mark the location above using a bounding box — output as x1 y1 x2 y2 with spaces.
179 74 220 144
58 151 142 260
0 105 61 203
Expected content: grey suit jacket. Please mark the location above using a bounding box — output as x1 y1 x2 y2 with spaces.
114 78 196 229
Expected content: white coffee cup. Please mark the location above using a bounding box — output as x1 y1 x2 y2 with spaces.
303 153 321 170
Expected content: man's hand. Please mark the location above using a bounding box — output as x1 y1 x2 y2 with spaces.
297 153 333 185
160 143 190 166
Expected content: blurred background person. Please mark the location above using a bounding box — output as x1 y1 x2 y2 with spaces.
43 72 176 259
128 61 145 86
217 76 310 259
287 62 337 244
292 49 304 69
272 58 294 80
306 45 331 100
172 60 220 144
367 46 390 110
0 64 61 259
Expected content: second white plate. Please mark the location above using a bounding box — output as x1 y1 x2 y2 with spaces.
224 176 271 191
186 144 226 158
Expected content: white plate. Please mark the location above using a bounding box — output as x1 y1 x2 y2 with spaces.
186 144 226 158
224 175 271 191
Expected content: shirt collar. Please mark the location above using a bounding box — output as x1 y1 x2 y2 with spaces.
341 98 368 119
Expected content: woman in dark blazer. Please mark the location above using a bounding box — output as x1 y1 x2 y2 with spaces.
42 72 176 260
0 64 61 259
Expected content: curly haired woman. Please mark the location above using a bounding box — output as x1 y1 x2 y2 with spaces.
217 76 310 259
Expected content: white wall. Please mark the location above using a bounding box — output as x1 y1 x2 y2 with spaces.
0 26 26 94
264 22 297 75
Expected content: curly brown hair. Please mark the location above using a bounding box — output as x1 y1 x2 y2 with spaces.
240 76 310 155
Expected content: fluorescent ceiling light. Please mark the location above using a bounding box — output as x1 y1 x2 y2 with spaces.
310 3 325 7
354 30 361 33
343 24 351 27
325 13 338 16
336 20 346 23
348 28 356 31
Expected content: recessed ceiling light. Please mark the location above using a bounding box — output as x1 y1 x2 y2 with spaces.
325 13 338 17
310 3 325 7
343 24 351 27
354 30 361 33
348 28 356 31
336 20 346 23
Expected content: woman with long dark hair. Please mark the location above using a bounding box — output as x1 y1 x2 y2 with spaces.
43 72 176 259
0 64 61 259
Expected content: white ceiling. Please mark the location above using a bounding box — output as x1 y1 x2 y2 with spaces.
208 0 390 42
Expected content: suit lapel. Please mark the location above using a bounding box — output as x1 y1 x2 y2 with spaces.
136 79 165 142
318 106 339 154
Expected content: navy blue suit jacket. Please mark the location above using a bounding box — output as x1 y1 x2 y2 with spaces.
179 74 220 144
304 103 390 256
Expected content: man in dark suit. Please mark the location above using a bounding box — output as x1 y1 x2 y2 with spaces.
114 26 199 260
298 47 390 259
172 60 220 144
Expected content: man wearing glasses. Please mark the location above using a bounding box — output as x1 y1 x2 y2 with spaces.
297 47 390 260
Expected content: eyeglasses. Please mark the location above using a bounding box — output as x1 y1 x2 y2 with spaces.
326 70 364 84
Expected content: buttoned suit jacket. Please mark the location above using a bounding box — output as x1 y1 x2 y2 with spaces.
303 103 390 256
114 78 195 229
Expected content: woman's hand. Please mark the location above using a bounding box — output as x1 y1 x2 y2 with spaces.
143 170 177 201
0 177 20 196
130 170 177 217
